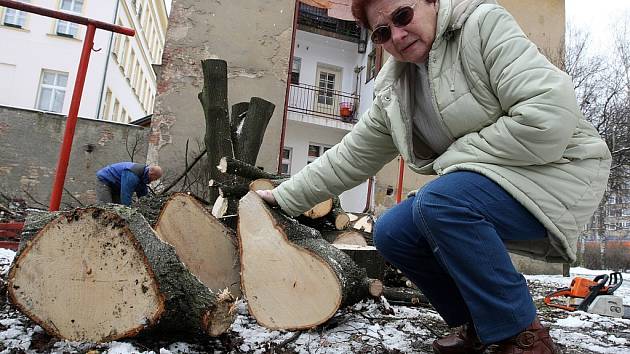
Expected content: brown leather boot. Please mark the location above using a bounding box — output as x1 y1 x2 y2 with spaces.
493 318 558 354
432 323 486 354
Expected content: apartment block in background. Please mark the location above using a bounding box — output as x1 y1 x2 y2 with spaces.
0 0 168 123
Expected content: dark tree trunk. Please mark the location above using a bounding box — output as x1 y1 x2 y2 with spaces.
199 59 234 204
232 97 275 164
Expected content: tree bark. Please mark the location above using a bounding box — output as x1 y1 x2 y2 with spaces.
8 205 236 342
199 59 234 204
153 193 241 297
232 97 275 164
332 244 386 280
217 156 282 180
238 191 380 330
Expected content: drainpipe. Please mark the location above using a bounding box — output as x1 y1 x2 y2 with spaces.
96 0 120 119
278 0 300 174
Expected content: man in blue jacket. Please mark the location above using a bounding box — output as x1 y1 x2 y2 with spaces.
96 162 163 206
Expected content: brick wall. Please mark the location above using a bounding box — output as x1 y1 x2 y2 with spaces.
0 105 148 207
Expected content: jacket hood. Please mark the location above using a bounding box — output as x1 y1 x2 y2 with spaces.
373 0 497 93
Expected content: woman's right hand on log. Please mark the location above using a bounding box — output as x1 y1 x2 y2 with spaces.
256 189 278 206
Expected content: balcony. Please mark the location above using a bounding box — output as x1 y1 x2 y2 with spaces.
287 83 359 129
297 3 360 43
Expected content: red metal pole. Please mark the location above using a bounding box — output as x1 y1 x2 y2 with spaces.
395 156 405 204
49 23 97 211
0 0 134 35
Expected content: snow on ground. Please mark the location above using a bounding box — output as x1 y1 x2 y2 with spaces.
1 248 630 353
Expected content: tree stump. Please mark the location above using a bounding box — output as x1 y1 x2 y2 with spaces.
8 206 236 342
237 192 382 330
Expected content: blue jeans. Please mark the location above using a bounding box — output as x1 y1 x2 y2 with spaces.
373 171 547 344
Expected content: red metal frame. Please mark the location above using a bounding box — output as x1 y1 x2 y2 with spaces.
0 0 135 211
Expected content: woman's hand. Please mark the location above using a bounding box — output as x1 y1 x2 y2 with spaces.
256 189 278 206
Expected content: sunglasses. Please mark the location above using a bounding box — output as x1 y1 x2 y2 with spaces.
371 3 418 44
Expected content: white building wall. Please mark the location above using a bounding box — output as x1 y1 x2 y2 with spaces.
0 0 167 123
294 30 360 94
284 118 368 213
285 29 375 213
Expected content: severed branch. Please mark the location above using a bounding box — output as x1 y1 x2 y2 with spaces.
217 157 283 180
161 148 207 194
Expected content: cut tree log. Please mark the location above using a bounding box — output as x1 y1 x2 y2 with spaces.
332 244 386 280
8 206 236 342
302 198 333 219
329 197 349 230
238 191 382 330
249 178 278 191
382 286 430 307
154 193 241 297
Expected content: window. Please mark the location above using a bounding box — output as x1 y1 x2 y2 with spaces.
608 195 617 204
606 224 617 231
366 48 377 82
36 70 68 113
3 1 28 28
623 209 630 216
102 89 112 120
118 37 127 65
56 0 83 37
623 222 630 229
291 57 301 84
281 148 292 175
121 108 128 123
112 98 120 121
317 71 335 105
307 143 331 164
623 196 630 204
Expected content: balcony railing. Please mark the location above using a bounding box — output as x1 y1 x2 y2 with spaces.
288 83 360 123
297 3 360 42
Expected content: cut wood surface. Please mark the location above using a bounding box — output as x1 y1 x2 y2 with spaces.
352 215 373 233
347 213 359 222
8 206 236 342
302 198 333 219
238 192 378 330
248 178 277 191
154 193 241 297
211 195 229 218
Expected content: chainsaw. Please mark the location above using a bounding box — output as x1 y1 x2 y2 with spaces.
544 272 630 319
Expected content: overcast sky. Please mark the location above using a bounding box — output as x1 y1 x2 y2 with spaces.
566 0 630 53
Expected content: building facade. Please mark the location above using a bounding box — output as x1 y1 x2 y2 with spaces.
0 0 167 123
283 2 375 212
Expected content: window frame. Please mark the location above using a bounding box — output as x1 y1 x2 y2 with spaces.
56 0 83 37
36 70 69 113
281 147 293 175
307 143 332 164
